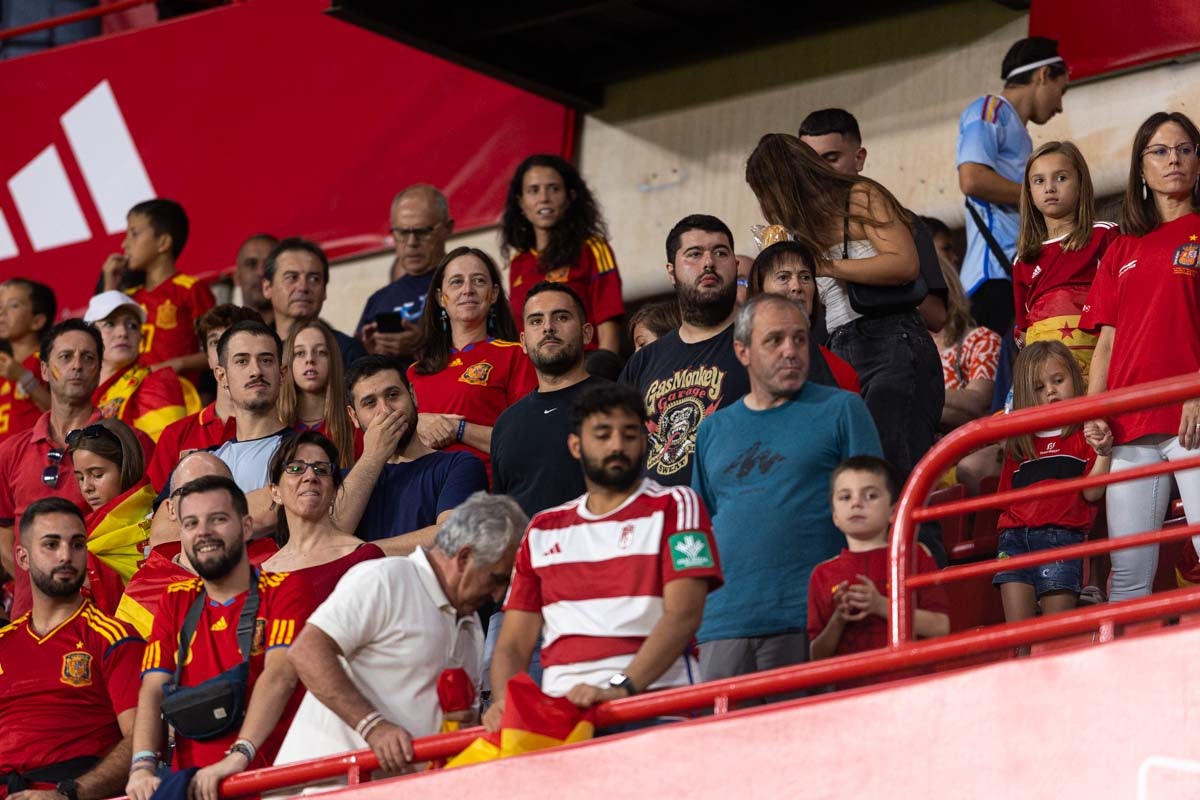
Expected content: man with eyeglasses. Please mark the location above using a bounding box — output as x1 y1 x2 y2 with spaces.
356 186 455 362
0 320 154 621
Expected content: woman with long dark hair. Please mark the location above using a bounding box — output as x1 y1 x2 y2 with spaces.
277 316 361 467
746 133 943 477
500 155 625 354
410 247 537 481
1082 111 1200 601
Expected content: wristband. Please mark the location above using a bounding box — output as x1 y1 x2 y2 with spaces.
131 750 159 764
226 738 256 763
455 419 467 442
355 710 384 739
130 757 158 775
359 715 386 740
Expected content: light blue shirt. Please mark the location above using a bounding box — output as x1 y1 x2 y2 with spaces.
957 93 1031 294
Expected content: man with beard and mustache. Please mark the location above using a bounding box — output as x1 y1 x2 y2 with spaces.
486 383 723 726
692 295 881 683
0 498 142 800
618 215 750 487
493 282 611 518
338 356 487 553
128 476 313 800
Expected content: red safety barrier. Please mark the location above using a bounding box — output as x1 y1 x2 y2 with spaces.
0 0 156 41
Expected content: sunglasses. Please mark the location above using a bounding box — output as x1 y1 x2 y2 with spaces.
43 448 64 489
283 459 335 477
65 424 117 450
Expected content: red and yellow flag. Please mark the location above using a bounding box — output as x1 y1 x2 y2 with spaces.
445 673 594 768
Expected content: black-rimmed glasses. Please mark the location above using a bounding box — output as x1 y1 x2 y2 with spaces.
42 448 64 489
283 460 335 477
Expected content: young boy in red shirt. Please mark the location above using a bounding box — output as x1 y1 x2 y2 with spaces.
808 456 950 660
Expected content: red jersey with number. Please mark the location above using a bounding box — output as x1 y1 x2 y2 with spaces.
997 428 1098 530
127 272 215 370
407 339 537 479
1081 213 1200 443
141 570 313 768
0 353 44 446
1014 222 1118 336
508 237 625 351
147 403 237 492
807 545 947 657
0 600 143 774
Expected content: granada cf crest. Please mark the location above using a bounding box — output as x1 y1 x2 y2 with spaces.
155 299 178 330
61 651 93 687
458 362 494 386
251 618 266 656
1174 243 1200 269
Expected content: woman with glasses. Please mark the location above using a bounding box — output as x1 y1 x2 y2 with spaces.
66 418 154 613
261 431 383 598
409 247 537 484
1081 111 1200 600
501 155 625 355
278 317 363 467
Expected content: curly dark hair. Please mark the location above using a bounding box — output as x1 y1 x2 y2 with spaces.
500 155 609 272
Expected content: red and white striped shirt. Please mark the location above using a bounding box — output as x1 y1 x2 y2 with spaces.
505 479 722 696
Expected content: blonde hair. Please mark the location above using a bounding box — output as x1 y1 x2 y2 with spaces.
937 255 974 347
1017 141 1097 263
277 317 355 468
1006 340 1085 461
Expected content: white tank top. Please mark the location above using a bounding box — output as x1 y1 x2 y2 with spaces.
820 239 877 332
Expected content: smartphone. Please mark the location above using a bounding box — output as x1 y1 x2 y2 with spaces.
375 312 406 333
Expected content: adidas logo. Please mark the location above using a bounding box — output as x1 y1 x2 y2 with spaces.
1031 265 1042 279
210 616 229 632
542 542 562 558
0 80 156 262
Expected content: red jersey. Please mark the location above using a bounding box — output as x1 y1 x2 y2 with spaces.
292 419 365 463
0 353 45 446
505 479 722 696
127 272 215 371
0 599 143 774
1014 222 1118 336
141 569 312 768
1081 213 1200 442
509 237 625 351
806 545 947 657
148 403 237 492
93 364 188 443
997 428 1098 531
408 339 537 478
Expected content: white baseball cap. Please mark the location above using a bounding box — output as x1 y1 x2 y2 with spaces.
84 291 147 324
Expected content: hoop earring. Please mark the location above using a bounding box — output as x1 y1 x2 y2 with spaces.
440 307 449 334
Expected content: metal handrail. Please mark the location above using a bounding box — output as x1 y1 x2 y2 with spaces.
0 0 156 42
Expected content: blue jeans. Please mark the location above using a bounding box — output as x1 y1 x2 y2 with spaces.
993 526 1084 596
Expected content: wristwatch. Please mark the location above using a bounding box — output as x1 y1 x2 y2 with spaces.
55 779 79 800
608 672 637 697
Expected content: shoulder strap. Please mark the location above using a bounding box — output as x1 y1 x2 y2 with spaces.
964 200 1014 276
842 193 851 259
171 570 262 687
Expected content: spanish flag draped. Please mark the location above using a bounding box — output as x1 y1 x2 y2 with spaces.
86 480 155 582
445 673 595 768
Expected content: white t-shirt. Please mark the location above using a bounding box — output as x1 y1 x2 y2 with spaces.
820 239 877 332
274 548 483 765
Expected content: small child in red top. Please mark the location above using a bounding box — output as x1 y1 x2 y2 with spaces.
809 456 950 660
994 340 1112 630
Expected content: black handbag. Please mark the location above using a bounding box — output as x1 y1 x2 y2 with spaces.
963 199 1015 275
842 201 928 316
160 575 260 742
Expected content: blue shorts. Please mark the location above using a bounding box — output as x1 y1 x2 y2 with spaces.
993 526 1084 597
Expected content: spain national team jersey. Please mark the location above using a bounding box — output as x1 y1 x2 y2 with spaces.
93 363 188 443
0 352 44 446
0 599 143 774
127 272 215 370
407 339 537 479
1081 212 1200 443
141 569 313 768
508 237 625 351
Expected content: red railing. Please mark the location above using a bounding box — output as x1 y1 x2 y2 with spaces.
0 0 156 42
204 370 1200 797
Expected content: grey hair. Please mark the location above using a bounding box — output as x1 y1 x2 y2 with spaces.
390 184 450 223
434 492 528 565
733 293 808 345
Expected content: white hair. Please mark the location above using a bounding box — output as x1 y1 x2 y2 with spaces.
434 492 527 565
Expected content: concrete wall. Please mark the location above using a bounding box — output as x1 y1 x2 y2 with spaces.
320 0 1200 328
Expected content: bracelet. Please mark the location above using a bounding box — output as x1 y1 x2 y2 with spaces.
360 715 386 740
352 710 381 743
131 750 158 765
129 757 158 775
226 738 256 763
455 418 467 442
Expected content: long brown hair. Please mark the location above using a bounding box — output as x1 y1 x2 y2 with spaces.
1122 111 1200 237
277 317 354 468
1017 141 1097 263
745 133 910 252
67 418 145 495
1006 340 1085 461
937 255 975 347
413 247 519 375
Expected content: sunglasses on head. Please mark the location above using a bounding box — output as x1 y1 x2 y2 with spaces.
65 424 117 450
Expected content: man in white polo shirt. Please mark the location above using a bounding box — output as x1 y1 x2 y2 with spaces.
274 492 527 773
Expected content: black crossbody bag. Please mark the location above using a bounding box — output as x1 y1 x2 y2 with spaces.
963 199 1015 275
842 201 928 316
160 576 260 742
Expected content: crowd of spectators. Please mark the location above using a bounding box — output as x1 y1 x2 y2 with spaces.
1 32 1200 799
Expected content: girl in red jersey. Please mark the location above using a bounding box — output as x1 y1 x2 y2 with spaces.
1082 111 1200 601
994 342 1111 631
409 248 537 482
1013 141 1119 380
278 317 361 467
501 155 625 354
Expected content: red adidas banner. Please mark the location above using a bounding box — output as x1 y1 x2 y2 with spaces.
0 0 572 317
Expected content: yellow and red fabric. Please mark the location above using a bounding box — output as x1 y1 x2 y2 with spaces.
92 363 188 442
85 480 155 583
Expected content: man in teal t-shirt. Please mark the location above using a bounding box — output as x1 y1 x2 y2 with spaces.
692 294 881 683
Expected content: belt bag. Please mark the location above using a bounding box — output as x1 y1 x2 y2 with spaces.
841 201 927 316
161 575 260 742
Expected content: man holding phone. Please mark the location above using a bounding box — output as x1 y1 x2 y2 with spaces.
357 186 454 362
